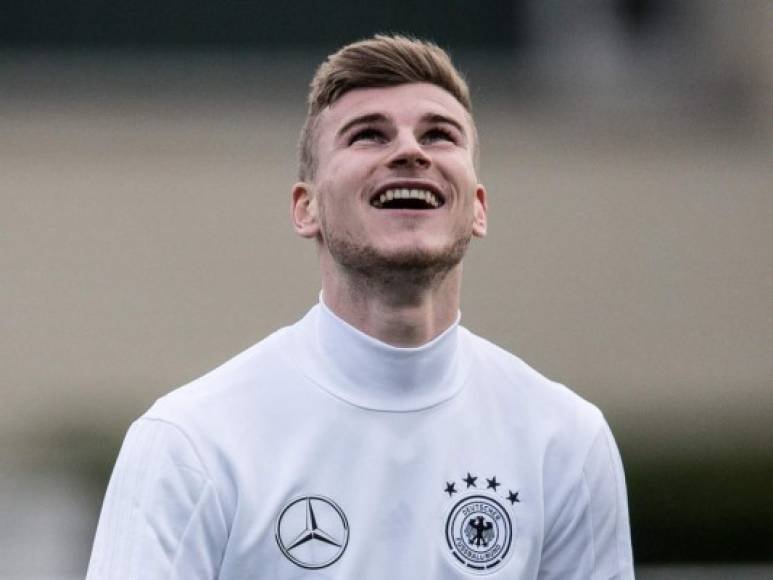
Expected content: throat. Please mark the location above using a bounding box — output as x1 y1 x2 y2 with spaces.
321 266 463 347
324 292 458 347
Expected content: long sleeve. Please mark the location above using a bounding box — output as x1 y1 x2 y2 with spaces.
86 418 229 580
538 421 635 579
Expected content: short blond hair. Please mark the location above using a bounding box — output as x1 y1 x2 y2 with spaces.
298 34 474 181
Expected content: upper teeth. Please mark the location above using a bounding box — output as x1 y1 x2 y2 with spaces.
375 188 441 208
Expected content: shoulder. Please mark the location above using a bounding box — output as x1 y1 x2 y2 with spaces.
142 323 297 430
463 328 603 421
461 327 607 458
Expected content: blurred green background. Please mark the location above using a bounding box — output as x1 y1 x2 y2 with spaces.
1 1 771 577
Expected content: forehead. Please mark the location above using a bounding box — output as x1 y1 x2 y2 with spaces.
317 82 472 139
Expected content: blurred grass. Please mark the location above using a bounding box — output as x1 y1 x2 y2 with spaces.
626 452 773 562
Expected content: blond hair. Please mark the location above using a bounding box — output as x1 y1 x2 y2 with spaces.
298 34 473 181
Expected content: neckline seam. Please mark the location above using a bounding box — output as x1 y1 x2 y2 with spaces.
290 361 472 414
289 303 473 413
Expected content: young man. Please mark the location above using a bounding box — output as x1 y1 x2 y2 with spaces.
87 35 634 578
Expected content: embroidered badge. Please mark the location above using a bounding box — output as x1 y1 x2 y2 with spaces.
442 472 519 574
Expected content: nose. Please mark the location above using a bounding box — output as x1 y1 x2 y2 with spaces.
387 131 431 170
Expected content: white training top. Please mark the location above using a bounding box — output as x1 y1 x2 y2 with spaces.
87 300 634 579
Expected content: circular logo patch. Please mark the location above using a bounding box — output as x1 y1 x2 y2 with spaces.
275 495 349 569
445 494 513 573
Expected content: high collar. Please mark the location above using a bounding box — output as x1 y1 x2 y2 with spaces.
291 298 471 411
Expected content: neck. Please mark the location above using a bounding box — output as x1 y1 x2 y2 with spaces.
320 257 463 347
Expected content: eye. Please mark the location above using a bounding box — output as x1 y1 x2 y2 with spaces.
349 127 386 145
422 127 457 143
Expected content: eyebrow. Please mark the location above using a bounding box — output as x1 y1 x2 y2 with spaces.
335 112 467 140
421 113 466 137
336 113 389 139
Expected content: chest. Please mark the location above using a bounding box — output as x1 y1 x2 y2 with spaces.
214 406 546 579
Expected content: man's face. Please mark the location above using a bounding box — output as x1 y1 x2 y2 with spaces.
294 82 487 280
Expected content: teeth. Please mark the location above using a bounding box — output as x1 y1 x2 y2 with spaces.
374 188 441 208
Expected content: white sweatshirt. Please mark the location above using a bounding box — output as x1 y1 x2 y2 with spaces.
87 300 634 579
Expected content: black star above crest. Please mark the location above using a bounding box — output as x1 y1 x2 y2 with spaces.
444 482 458 496
507 490 520 504
463 473 478 488
486 476 501 491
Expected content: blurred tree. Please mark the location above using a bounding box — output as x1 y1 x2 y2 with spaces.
0 0 529 49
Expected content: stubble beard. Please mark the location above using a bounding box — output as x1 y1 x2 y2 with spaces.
318 206 472 291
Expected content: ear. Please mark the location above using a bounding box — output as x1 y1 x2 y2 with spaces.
291 182 320 239
472 184 488 238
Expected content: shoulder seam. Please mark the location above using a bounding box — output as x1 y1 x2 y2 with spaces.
581 419 623 577
136 416 229 531
580 473 596 577
137 417 210 478
542 413 605 543
601 422 627 573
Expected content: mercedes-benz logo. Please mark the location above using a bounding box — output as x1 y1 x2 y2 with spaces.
275 495 349 569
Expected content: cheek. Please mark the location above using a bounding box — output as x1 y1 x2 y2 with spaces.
319 160 374 203
316 184 357 229
439 154 477 181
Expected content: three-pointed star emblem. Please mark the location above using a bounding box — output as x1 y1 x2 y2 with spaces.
275 495 349 569
285 498 343 550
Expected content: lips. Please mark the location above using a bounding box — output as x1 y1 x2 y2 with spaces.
369 183 445 210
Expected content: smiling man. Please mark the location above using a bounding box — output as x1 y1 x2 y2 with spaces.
292 79 486 347
87 35 634 579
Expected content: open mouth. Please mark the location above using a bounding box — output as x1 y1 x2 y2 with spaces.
370 188 444 210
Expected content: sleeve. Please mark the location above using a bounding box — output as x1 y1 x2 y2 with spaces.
538 420 635 580
86 417 229 580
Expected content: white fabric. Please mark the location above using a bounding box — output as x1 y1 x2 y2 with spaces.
87 301 634 579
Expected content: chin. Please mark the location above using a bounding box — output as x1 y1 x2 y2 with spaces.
328 235 471 280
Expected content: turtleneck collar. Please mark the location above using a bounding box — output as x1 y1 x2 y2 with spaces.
290 296 471 412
